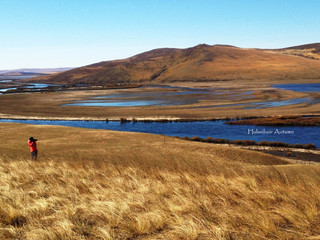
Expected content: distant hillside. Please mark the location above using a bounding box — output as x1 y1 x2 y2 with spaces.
271 43 320 60
29 44 320 85
0 67 73 76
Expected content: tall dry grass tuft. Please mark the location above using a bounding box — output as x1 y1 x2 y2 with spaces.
1 155 320 239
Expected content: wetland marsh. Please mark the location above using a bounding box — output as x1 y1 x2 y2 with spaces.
0 79 320 119
1 76 320 147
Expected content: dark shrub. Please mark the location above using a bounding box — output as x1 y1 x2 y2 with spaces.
190 136 201 141
120 118 128 123
213 138 228 144
271 142 290 147
303 143 317 149
234 140 244 145
293 143 304 149
234 140 256 146
204 137 214 143
258 141 272 146
244 140 256 145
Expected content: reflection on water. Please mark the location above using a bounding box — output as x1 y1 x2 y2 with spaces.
67 95 318 109
64 86 259 107
0 119 318 147
25 83 52 89
63 84 320 108
0 74 60 94
0 82 56 94
64 86 224 107
64 100 170 107
0 87 16 92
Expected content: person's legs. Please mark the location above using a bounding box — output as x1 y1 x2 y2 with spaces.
31 151 38 160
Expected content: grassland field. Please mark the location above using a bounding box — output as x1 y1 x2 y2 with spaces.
1 77 320 239
1 123 320 239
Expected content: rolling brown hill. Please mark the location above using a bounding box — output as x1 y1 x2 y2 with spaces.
30 43 320 85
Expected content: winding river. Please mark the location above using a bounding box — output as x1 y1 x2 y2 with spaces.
0 119 319 147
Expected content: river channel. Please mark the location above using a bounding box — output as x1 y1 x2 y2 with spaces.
0 119 319 147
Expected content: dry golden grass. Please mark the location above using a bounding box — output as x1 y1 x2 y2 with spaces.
1 123 320 239
273 48 320 60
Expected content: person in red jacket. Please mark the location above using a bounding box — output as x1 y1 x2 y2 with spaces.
28 137 38 160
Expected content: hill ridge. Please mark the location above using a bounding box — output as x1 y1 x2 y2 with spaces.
30 43 320 85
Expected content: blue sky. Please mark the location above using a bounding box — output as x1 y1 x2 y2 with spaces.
1 0 319 69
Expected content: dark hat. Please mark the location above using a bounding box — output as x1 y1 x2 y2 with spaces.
29 137 34 141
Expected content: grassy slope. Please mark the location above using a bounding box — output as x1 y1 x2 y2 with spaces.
1 123 320 239
271 43 320 60
29 44 320 85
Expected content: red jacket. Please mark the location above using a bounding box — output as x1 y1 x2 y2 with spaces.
28 140 38 152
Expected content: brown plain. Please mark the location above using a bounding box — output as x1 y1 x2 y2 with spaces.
0 84 320 120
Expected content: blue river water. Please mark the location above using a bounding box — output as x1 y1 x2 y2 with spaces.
0 119 319 147
273 83 320 92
